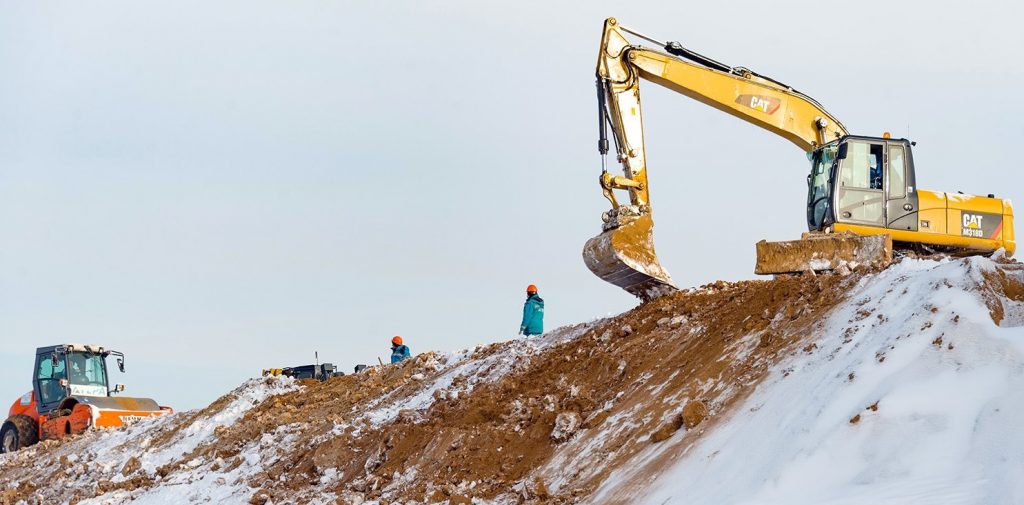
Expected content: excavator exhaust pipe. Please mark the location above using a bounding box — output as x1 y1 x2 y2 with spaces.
583 214 677 301
754 232 893 275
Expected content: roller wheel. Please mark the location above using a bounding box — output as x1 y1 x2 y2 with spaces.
1 415 39 453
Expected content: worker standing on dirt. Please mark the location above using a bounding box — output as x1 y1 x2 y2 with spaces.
519 284 545 336
390 336 411 363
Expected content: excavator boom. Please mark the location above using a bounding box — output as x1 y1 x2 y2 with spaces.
586 17 1014 297
585 17 851 299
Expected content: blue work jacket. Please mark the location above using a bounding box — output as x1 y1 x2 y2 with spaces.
520 294 545 335
391 344 411 363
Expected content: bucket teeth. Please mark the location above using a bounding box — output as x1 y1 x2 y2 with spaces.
754 232 893 275
583 214 677 301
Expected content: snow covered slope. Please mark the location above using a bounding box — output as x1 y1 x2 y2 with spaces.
596 256 1024 504
2 256 1023 505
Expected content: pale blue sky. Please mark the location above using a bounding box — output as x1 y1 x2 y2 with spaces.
2 0 1022 409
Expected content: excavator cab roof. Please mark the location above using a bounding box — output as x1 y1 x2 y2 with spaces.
836 134 911 144
827 136 915 165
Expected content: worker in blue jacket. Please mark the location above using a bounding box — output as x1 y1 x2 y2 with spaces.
390 336 411 363
519 284 545 336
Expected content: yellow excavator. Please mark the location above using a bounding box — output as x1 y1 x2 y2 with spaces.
584 18 1016 300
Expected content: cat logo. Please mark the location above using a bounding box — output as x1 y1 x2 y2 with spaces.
735 94 781 115
961 212 1000 239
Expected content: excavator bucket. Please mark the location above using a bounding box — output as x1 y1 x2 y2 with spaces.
583 214 677 300
754 232 893 275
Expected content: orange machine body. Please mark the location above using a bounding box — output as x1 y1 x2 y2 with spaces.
8 390 172 443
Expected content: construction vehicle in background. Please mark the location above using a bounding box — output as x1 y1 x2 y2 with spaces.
585 17 1016 300
1 344 172 453
262 363 343 382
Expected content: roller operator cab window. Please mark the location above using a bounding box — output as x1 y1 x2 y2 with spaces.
36 353 67 405
68 352 107 386
67 352 110 397
37 355 66 380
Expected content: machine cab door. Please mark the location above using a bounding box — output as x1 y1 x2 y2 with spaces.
34 349 69 414
882 141 918 231
832 137 919 232
834 140 887 227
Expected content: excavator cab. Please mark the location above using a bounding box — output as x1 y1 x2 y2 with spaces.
808 136 919 234
755 136 916 275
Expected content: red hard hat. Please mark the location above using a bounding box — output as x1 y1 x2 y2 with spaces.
526 284 538 293
392 336 403 345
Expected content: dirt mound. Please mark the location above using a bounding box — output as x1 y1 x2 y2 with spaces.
5 257 1022 504
0 272 858 504
156 272 859 504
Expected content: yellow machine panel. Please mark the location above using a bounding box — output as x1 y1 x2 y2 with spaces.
834 190 1015 255
947 194 1004 237
916 190 947 235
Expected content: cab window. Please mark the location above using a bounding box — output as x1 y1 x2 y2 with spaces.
839 142 884 190
888 145 906 199
68 353 107 386
37 354 66 379
35 353 67 405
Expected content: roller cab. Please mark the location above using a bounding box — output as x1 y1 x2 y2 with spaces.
2 344 172 453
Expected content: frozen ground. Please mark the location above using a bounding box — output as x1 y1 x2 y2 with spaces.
3 256 1023 505
594 256 1024 504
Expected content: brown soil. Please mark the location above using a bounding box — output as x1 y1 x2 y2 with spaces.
169 271 860 504
8 258 1022 504
0 271 860 505
978 262 1024 324
682 400 709 429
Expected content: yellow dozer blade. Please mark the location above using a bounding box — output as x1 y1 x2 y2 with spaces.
754 232 893 275
583 214 677 300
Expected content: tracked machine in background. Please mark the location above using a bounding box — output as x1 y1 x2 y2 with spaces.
1 344 171 453
262 363 343 382
584 17 1015 300
262 351 345 382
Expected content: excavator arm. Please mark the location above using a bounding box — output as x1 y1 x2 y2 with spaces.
584 18 848 299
